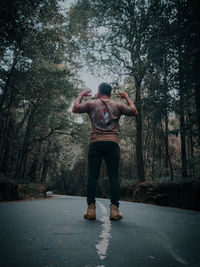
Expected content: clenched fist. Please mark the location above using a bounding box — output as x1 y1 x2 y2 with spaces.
119 91 128 99
80 90 92 97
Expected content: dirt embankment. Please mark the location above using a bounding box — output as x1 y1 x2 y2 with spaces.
121 180 200 212
0 182 46 202
1 179 200 212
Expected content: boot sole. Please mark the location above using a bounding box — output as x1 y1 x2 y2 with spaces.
110 216 123 220
84 215 96 220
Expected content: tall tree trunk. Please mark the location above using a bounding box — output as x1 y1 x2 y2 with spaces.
135 78 145 182
188 112 195 178
0 111 9 169
160 121 174 181
40 141 52 182
164 114 169 172
177 0 188 177
15 108 36 179
30 141 42 182
151 122 156 180
41 158 50 182
0 113 16 175
191 0 200 145
164 55 169 173
21 152 29 180
0 100 16 172
194 54 200 145
0 50 19 173
144 117 151 172
178 56 188 178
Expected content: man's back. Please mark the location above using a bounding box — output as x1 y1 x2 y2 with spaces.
75 98 135 144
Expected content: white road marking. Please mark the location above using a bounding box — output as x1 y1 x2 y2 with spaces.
157 232 188 265
95 202 188 266
95 201 112 262
169 250 188 265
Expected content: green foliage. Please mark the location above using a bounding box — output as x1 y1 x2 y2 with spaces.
0 0 82 185
0 173 17 185
68 0 200 184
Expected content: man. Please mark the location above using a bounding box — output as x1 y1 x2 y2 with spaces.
72 82 137 220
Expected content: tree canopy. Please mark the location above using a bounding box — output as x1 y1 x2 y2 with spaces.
0 0 199 197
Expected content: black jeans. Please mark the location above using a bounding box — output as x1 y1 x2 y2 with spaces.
87 141 120 207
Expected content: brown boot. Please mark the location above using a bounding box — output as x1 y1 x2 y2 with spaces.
110 204 123 220
84 203 96 220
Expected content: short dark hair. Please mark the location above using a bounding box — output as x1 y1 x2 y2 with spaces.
98 83 112 96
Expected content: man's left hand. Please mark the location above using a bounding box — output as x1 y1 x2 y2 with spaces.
81 90 92 97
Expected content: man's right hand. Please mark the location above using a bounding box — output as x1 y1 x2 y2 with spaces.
119 91 138 116
81 90 92 97
119 91 128 99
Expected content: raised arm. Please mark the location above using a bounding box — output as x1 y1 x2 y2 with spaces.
72 90 92 113
119 92 138 116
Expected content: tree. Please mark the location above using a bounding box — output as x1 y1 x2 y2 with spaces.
0 0 79 183
69 0 200 182
69 0 156 181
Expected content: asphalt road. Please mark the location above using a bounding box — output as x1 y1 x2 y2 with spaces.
0 195 200 267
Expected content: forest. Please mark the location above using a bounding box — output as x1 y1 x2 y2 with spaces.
0 0 200 210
